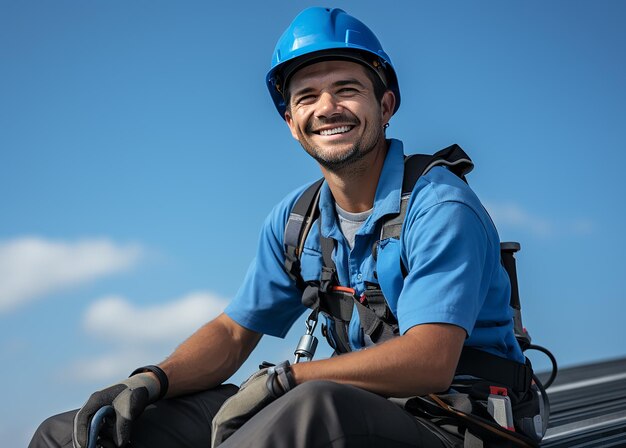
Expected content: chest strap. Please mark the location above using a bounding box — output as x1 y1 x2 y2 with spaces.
300 217 399 353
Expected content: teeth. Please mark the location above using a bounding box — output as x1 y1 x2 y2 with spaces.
320 126 351 136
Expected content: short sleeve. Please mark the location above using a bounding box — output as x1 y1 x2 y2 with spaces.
397 200 493 336
224 188 309 337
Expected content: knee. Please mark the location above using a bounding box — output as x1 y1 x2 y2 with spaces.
284 380 360 416
290 379 351 399
270 381 373 441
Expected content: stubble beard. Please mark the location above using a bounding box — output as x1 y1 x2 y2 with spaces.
298 118 384 174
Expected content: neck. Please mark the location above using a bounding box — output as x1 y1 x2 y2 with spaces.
321 139 389 213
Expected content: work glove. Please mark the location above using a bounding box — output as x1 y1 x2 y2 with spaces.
73 366 166 448
211 361 296 448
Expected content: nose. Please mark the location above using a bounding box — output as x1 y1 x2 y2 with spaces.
315 92 341 118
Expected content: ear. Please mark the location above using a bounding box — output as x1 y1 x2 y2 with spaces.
284 110 300 141
380 90 396 125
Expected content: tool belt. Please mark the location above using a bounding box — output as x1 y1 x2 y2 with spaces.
393 373 545 448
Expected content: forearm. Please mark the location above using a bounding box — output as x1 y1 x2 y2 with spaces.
291 323 465 397
158 313 262 398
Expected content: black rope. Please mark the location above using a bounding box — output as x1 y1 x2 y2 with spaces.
528 344 558 389
532 372 551 437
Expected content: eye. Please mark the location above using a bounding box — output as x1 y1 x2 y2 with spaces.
337 87 358 96
295 94 316 105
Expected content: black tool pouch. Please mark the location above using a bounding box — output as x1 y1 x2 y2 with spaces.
400 382 542 448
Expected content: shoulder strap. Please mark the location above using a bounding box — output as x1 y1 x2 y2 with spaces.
284 179 324 290
381 144 474 241
402 144 473 194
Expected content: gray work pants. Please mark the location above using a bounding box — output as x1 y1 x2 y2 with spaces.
29 381 460 448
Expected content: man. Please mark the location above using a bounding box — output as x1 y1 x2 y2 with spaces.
31 7 538 448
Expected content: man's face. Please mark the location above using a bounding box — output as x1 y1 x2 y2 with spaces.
284 60 395 172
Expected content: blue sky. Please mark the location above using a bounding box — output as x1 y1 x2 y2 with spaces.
1 1 625 445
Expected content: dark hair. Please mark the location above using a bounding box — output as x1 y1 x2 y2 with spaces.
283 62 388 115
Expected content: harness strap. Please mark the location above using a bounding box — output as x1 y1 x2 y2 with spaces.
380 144 474 243
456 348 533 395
355 303 399 343
402 144 473 194
319 234 337 288
302 284 353 354
361 284 393 320
302 285 353 322
379 193 410 242
284 179 324 289
316 208 400 350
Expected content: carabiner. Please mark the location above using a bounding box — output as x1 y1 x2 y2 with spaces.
293 310 319 363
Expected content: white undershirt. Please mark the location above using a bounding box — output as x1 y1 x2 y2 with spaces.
335 203 373 250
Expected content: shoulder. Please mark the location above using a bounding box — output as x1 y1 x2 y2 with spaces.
400 165 499 253
415 166 481 209
408 166 491 228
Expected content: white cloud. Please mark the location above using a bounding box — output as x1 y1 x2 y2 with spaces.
0 237 143 313
484 202 593 238
484 202 552 236
66 350 160 382
83 291 227 342
68 291 228 382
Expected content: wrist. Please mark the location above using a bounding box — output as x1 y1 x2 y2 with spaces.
130 365 169 400
267 361 296 397
289 362 303 386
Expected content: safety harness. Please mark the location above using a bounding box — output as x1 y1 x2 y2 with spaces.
285 144 475 352
283 144 555 447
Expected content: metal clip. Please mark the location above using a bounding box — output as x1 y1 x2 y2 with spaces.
294 311 319 363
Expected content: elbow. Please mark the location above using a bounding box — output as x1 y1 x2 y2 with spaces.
425 350 461 393
397 369 453 397
398 359 456 396
402 323 466 394
429 366 456 393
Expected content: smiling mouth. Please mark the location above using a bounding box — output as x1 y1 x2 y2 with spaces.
317 125 354 136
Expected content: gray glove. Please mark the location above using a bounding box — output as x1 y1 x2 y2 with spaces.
211 361 296 448
73 368 164 448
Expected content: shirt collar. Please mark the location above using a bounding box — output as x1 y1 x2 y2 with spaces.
318 138 405 238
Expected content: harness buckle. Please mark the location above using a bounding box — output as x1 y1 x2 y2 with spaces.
488 386 515 432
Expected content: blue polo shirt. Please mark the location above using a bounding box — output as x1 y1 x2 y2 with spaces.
225 139 524 363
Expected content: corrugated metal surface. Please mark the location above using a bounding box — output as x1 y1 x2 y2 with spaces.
540 357 626 447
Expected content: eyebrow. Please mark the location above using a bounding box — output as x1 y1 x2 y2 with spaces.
291 78 367 98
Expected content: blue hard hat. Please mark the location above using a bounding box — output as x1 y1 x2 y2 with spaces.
267 7 401 118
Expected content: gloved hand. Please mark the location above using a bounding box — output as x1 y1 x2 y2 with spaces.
73 367 165 448
211 361 296 448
